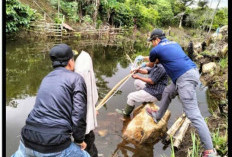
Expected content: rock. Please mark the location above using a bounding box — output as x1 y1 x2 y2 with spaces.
219 44 228 57
219 25 228 34
122 103 171 144
202 62 217 74
98 129 108 137
206 37 213 46
194 42 202 53
212 33 223 42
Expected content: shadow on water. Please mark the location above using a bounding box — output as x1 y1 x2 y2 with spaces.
6 39 210 157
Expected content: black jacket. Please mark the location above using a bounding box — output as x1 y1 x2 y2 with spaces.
21 67 87 153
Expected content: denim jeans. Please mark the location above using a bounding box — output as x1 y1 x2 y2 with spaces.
12 141 91 157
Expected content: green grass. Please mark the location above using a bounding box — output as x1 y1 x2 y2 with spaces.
160 136 175 157
200 50 214 56
219 57 228 69
170 136 175 157
212 127 228 156
187 132 201 157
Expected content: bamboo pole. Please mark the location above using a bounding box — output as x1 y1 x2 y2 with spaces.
173 118 191 149
96 72 134 110
164 113 186 142
96 53 139 111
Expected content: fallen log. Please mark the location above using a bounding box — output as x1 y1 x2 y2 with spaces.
173 118 191 149
164 113 186 143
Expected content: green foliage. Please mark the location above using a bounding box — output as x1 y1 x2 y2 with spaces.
223 80 228 92
54 16 63 24
133 4 159 29
7 0 228 33
82 15 93 24
6 0 37 33
212 128 228 156
188 132 201 157
212 8 228 29
170 136 175 157
156 0 174 26
96 20 103 29
99 0 134 27
50 0 79 22
219 57 228 69
184 6 228 29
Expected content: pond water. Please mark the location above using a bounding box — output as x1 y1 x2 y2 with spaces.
6 39 211 157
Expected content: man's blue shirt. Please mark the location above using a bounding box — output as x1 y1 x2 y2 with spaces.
149 38 196 83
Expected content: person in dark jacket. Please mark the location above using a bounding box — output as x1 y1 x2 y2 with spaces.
12 44 90 157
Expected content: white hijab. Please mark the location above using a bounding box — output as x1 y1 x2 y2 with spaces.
75 51 98 134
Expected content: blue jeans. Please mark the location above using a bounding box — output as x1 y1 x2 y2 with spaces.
12 141 91 157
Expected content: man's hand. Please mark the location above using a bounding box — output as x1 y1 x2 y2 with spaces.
96 110 99 116
140 62 146 68
132 74 139 79
77 141 87 150
135 55 144 62
130 69 139 74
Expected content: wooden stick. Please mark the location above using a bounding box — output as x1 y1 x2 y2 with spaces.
96 73 134 110
164 113 186 142
173 118 191 149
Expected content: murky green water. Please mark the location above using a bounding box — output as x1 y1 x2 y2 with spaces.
6 39 211 157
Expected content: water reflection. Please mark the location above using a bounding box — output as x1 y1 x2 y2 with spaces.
112 118 155 157
6 39 148 156
6 41 53 106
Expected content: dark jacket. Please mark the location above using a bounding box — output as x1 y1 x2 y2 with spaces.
21 67 87 153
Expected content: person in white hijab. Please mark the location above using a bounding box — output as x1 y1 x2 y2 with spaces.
75 51 99 157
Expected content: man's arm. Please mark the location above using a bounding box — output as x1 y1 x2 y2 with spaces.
72 76 87 144
134 68 148 74
132 74 154 85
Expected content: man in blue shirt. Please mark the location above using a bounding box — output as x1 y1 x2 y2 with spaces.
139 29 217 157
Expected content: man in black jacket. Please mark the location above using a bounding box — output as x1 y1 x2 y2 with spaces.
12 44 90 157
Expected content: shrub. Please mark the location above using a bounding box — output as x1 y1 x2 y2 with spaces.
212 128 228 156
6 0 37 33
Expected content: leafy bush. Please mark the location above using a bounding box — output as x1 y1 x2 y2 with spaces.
50 0 79 22
82 15 93 24
133 4 159 29
155 0 174 26
213 8 228 30
6 0 36 33
212 128 228 156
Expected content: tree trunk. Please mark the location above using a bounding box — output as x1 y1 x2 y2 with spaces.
58 0 60 18
78 1 83 22
207 0 222 35
202 0 213 31
93 0 100 28
179 15 183 28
